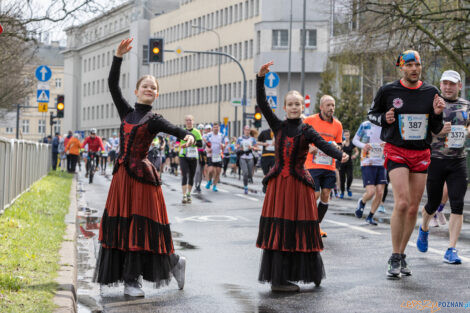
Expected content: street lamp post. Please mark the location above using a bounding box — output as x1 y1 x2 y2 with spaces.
191 25 221 125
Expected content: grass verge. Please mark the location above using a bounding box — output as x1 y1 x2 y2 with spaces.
0 171 73 313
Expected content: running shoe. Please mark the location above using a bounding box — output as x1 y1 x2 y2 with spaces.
339 192 344 199
400 254 412 276
355 199 365 218
429 214 439 227
377 205 387 213
186 194 192 204
436 211 447 226
387 254 402 278
365 215 378 225
244 186 248 194
416 226 429 253
320 228 327 238
212 185 218 192
205 180 212 189
443 248 462 264
182 195 187 204
347 190 352 197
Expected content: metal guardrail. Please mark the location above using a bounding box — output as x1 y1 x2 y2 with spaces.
0 137 51 214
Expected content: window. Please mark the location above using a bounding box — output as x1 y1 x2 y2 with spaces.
93 56 96 70
92 107 95 120
97 80 100 94
88 58 91 71
84 59 87 72
97 55 100 68
101 105 104 119
93 81 96 94
6 127 13 134
22 119 29 134
83 83 86 97
249 39 253 58
102 53 105 67
101 79 105 93
38 119 46 134
110 104 114 118
83 108 86 120
245 1 249 19
55 78 62 88
244 40 248 59
303 29 317 48
54 120 61 134
255 0 259 15
256 30 261 54
272 30 288 48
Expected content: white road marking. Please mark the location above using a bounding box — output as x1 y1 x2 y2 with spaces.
324 219 381 235
174 215 248 223
407 242 470 263
235 194 259 202
216 188 229 193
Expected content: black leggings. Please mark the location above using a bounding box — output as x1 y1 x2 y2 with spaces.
180 157 197 186
424 157 467 215
339 162 353 193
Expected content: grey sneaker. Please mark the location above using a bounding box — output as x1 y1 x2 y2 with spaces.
182 194 188 204
387 254 401 278
172 257 186 290
400 254 412 276
124 281 145 297
186 194 192 203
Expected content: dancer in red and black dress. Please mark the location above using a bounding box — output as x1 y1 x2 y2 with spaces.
256 62 348 291
94 39 195 297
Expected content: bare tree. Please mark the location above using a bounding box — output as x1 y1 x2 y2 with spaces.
0 0 116 111
333 0 470 76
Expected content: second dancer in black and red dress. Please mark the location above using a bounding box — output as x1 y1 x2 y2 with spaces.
256 61 349 292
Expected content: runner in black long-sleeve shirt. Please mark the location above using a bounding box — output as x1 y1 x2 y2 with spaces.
367 50 446 279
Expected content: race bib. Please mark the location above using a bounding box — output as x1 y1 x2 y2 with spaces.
445 125 466 148
82 152 88 158
212 154 222 163
368 143 384 159
313 150 333 165
399 114 428 140
186 147 198 158
242 141 250 151
266 140 275 151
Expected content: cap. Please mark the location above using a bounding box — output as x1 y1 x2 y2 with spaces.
244 125 250 130
197 123 204 129
90 128 97 134
440 70 461 83
204 124 212 129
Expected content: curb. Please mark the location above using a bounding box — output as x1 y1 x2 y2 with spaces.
53 176 78 313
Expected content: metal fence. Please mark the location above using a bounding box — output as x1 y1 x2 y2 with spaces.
0 137 51 214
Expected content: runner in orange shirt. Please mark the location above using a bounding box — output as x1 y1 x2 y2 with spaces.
304 95 343 237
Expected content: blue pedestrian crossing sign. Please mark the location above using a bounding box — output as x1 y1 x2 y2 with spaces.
37 89 50 103
35 65 52 82
267 96 277 108
264 72 279 88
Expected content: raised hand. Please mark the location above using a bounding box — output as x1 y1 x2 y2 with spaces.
433 94 446 115
439 122 452 136
258 61 274 77
116 38 133 58
181 135 194 148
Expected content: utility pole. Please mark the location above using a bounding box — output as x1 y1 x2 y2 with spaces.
300 0 307 96
15 103 38 139
287 0 293 91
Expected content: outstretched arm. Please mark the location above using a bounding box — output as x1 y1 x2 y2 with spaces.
256 61 282 131
149 115 195 147
305 125 346 162
109 38 134 120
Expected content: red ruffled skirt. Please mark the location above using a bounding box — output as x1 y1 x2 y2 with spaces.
256 174 325 285
94 166 176 286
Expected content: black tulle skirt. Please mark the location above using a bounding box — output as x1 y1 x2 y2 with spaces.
258 250 325 286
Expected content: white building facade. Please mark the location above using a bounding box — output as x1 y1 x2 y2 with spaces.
64 0 332 137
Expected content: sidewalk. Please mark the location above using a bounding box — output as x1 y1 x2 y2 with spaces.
218 169 470 224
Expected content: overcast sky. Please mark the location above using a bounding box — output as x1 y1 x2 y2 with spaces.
2 0 127 44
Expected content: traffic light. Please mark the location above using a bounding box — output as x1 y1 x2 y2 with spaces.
149 38 164 63
56 94 64 118
254 105 262 128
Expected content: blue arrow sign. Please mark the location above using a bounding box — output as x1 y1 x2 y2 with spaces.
37 89 50 102
264 72 279 88
35 65 52 82
267 96 277 108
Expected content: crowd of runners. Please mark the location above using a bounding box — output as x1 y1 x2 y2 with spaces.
83 38 468 296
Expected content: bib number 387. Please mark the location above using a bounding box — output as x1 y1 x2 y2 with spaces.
399 114 428 140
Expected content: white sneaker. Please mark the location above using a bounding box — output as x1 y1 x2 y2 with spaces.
436 211 447 225
124 281 145 297
172 257 186 290
429 214 439 227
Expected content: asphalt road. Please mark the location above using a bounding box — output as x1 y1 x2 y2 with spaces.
75 167 470 313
